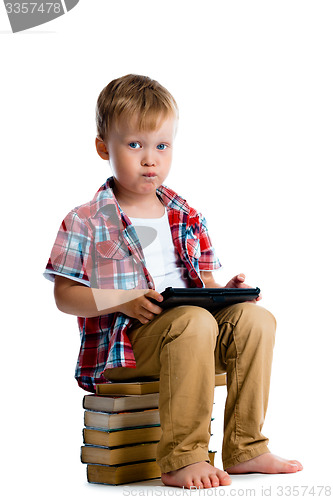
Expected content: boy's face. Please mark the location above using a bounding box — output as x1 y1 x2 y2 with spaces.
96 114 177 198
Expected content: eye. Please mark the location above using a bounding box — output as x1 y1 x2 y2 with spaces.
156 143 167 150
129 142 141 149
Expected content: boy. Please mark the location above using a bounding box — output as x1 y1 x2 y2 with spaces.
44 74 302 489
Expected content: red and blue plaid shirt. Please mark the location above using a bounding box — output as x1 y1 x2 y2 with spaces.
44 177 221 392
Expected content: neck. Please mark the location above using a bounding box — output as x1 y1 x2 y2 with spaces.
112 179 164 218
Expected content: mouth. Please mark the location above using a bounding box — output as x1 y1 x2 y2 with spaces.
142 173 157 178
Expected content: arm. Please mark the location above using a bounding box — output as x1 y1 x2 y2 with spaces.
54 275 164 323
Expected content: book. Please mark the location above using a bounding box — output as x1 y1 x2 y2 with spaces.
86 461 161 485
96 380 160 396
84 408 160 430
83 393 159 413
86 451 216 485
83 426 162 447
81 442 158 466
96 373 227 396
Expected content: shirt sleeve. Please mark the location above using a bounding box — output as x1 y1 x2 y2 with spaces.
43 210 92 286
198 213 222 271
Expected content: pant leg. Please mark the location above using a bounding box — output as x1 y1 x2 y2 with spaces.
104 301 277 472
103 305 219 473
212 302 277 468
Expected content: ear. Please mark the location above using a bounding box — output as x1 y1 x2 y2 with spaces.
95 137 109 160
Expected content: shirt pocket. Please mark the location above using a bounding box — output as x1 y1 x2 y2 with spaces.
96 240 130 260
94 240 137 288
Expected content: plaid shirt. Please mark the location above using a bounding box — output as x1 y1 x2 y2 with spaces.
44 177 221 392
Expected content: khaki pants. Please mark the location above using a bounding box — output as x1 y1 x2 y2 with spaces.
103 302 276 473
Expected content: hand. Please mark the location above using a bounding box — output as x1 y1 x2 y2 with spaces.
118 289 164 324
224 273 262 302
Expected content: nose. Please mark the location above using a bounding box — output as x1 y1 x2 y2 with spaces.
141 151 156 167
141 159 156 167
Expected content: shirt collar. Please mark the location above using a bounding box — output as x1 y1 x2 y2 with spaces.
90 176 190 219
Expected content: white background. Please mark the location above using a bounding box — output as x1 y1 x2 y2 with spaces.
1 1 332 498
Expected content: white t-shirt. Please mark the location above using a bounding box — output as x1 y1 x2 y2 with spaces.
129 209 189 292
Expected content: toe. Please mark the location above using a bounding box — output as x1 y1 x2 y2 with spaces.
201 475 212 488
193 479 204 489
291 460 303 471
184 479 194 489
209 473 220 487
283 461 299 473
217 470 232 485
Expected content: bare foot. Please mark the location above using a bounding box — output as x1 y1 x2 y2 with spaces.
225 452 303 474
161 461 232 489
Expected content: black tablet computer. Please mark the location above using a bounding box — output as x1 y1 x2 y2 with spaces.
151 287 260 310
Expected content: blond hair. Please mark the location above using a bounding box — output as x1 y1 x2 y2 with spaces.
96 74 178 140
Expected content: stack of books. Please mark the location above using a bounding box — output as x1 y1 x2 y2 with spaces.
81 375 226 485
